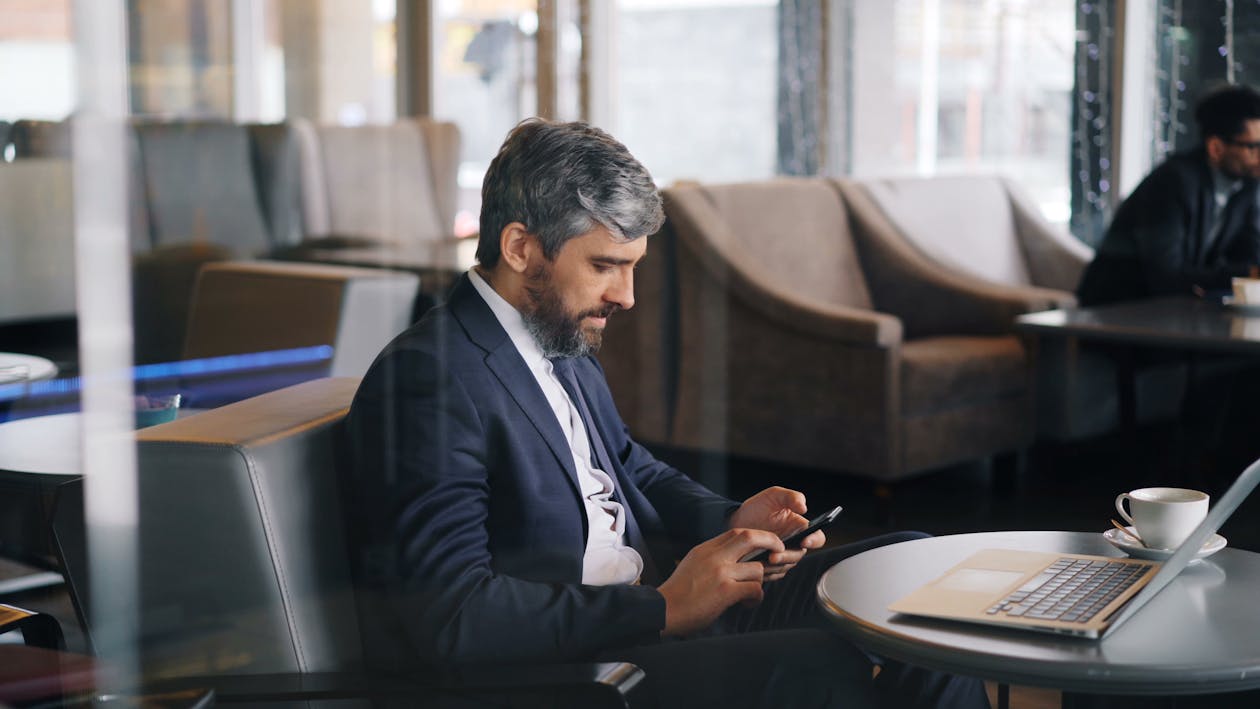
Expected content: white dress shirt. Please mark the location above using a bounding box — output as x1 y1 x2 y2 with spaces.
468 269 644 585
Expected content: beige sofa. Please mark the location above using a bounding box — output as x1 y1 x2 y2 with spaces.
602 178 1072 482
845 175 1184 441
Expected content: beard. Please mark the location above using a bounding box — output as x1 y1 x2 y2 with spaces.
522 264 620 359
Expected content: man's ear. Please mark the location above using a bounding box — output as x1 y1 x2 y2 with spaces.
1206 135 1227 166
499 222 536 274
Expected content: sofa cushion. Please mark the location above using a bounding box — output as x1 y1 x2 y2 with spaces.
862 176 1031 286
900 335 1028 415
698 179 873 309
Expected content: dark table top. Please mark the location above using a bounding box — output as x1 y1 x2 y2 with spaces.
1015 296 1260 354
817 531 1260 696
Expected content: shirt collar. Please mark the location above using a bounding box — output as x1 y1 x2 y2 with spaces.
467 267 548 370
1210 166 1244 202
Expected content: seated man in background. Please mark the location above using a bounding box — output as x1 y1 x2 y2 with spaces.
343 118 988 709
1077 83 1260 305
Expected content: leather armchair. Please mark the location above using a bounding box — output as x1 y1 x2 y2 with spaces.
52 378 643 707
847 175 1092 293
293 117 461 254
182 260 419 378
607 178 1064 482
843 175 1182 441
130 120 294 255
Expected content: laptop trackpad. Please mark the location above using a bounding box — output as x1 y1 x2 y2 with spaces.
937 568 1026 593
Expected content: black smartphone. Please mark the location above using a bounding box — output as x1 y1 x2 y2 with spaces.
740 504 843 564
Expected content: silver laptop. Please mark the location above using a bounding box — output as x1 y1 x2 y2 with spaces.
889 457 1260 639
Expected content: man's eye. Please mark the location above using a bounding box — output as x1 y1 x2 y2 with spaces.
593 263 612 273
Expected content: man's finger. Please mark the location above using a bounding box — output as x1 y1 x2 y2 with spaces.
766 486 808 514
735 579 766 606
724 527 784 558
798 530 826 550
733 560 767 582
765 547 808 566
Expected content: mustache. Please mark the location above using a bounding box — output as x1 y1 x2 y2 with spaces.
580 303 622 321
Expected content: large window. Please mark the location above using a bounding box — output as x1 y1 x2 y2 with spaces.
847 0 1076 222
434 0 539 235
0 0 74 122
613 0 778 186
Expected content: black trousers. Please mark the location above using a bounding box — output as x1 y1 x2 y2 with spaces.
601 532 990 709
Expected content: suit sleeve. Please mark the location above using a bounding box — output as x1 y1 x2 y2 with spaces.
345 344 666 667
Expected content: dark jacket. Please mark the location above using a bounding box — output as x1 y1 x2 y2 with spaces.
342 274 739 668
1077 148 1260 305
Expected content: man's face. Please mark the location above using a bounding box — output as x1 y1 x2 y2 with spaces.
521 225 646 359
1212 118 1260 180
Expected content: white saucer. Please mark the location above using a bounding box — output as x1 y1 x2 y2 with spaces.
1221 296 1260 312
1103 527 1227 562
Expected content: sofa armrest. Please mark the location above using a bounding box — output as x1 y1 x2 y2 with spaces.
672 247 904 477
1004 177 1094 292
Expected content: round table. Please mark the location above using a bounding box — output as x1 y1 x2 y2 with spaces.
817 531 1260 697
0 412 81 476
0 352 58 384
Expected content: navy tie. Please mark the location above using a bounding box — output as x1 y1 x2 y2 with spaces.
551 357 661 585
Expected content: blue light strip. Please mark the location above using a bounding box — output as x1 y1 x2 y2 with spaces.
0 345 334 402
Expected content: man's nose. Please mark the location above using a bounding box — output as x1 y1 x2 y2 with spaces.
607 269 635 311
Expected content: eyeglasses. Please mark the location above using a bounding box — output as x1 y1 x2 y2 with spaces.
1225 137 1260 152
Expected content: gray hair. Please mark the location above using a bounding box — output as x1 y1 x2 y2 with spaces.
476 119 664 267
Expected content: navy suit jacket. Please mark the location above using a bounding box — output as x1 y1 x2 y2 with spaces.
343 274 739 667
1077 148 1260 305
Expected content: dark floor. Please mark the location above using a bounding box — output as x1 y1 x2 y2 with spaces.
2 392 1258 707
655 420 1260 555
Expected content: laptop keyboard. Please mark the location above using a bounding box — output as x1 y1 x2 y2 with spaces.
985 558 1153 623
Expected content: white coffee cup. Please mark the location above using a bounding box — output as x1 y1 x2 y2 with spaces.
1232 276 1260 304
1115 487 1209 550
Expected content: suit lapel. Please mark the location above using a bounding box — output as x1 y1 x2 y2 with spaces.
447 276 583 495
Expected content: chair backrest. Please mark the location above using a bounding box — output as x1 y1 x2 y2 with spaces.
183 260 419 377
0 158 76 323
664 178 874 310
131 377 363 676
295 118 460 248
131 121 279 255
855 174 1093 292
245 122 303 247
10 119 72 159
858 175 1032 285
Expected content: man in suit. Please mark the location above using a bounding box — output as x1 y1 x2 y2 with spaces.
1077 84 1260 305
344 119 988 709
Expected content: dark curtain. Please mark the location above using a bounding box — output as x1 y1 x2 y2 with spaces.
777 0 824 176
1069 0 1117 246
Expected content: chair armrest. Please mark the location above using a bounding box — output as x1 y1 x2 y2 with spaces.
147 663 642 708
1003 176 1094 292
0 603 65 650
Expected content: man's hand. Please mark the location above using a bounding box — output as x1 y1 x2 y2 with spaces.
657 528 783 637
727 486 826 582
